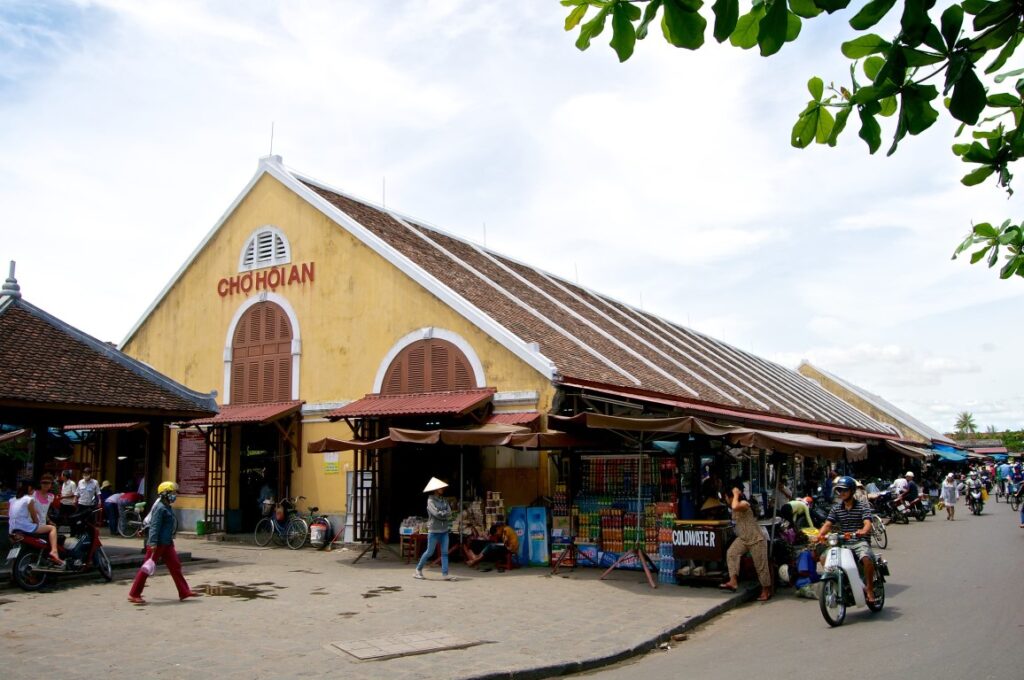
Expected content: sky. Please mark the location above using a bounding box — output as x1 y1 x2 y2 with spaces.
2 1 1022 434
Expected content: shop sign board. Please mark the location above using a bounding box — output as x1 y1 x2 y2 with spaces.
671 525 728 561
176 431 208 495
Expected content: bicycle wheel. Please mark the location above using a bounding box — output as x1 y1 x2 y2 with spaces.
254 518 274 547
286 517 308 550
94 548 113 582
872 516 887 550
1010 494 1020 512
119 511 141 538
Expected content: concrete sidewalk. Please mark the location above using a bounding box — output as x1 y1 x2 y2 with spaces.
0 537 759 680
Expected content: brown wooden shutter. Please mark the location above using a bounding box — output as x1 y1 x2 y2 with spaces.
230 302 293 404
380 339 475 394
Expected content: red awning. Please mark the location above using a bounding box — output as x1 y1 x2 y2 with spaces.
182 400 303 426
63 422 144 432
327 389 495 420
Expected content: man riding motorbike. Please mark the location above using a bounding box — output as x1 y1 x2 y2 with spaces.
818 476 876 604
964 471 983 511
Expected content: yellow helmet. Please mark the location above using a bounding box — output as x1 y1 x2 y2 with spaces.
157 481 178 495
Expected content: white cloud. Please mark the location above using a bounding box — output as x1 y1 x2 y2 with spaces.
1 1 1022 429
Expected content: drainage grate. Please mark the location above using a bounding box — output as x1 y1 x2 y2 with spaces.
331 631 481 660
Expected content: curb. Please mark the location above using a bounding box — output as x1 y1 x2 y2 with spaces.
467 585 759 680
0 552 214 591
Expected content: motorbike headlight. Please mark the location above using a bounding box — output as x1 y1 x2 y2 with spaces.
827 534 839 547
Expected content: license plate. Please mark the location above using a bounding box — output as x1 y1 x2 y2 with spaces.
6 547 20 560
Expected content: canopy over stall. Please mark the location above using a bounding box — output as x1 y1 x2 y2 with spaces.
885 440 935 461
549 413 869 462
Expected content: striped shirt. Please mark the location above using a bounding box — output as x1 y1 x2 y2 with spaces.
826 499 871 535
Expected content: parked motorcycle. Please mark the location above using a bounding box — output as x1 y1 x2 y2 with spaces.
4 509 113 591
873 490 907 524
818 532 888 627
897 496 929 522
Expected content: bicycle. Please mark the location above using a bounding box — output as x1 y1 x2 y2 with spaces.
118 501 146 538
254 496 308 549
869 513 887 550
1008 482 1022 512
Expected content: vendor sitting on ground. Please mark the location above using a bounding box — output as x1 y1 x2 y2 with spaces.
778 498 816 530
465 522 519 568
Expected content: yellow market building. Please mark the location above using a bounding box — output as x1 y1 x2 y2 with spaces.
115 155 893 539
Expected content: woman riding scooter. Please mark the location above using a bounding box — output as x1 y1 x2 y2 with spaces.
7 480 63 566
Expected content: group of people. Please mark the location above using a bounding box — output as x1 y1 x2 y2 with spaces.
6 466 107 566
412 477 520 581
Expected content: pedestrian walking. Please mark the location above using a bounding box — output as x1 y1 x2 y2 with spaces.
941 473 959 520
127 481 200 604
719 479 772 601
75 466 101 512
413 477 456 581
58 469 77 520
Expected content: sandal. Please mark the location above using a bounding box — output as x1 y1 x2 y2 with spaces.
718 582 738 592
756 593 772 602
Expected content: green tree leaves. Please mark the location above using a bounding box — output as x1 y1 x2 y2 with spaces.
562 0 1024 280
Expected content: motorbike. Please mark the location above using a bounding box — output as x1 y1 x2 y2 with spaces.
966 486 984 515
818 532 888 627
4 508 113 591
873 490 907 524
896 495 929 522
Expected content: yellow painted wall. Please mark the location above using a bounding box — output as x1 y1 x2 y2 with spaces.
122 172 555 516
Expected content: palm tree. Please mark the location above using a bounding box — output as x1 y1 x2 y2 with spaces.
955 412 977 438
986 425 999 435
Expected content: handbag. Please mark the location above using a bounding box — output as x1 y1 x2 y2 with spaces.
141 558 156 576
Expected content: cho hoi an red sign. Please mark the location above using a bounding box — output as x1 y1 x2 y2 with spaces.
217 262 315 297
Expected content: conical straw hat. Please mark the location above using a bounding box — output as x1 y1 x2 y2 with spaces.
423 477 448 493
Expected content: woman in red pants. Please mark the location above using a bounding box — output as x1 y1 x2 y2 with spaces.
128 481 201 604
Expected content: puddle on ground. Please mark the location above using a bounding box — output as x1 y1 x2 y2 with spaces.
0 599 13 606
361 585 402 599
311 589 328 596
338 612 358 618
421 595 436 599
289 569 322 574
196 583 278 600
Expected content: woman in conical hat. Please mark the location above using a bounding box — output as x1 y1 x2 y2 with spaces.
414 478 455 581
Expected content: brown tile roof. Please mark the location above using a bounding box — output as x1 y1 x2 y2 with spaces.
303 180 890 436
0 297 217 419
328 389 494 419
183 400 302 426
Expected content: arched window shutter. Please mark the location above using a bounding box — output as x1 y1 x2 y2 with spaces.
380 339 475 395
230 302 294 404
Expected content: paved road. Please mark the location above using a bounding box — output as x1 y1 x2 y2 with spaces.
580 501 1024 679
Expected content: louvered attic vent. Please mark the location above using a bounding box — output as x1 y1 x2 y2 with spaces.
239 227 291 271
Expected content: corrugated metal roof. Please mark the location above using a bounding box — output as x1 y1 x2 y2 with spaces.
184 400 303 426
63 422 144 432
487 412 540 427
300 179 892 436
328 389 495 419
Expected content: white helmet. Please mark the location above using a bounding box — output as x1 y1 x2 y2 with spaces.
969 470 978 478
904 471 914 478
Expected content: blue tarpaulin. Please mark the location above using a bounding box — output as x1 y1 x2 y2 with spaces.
931 448 968 462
